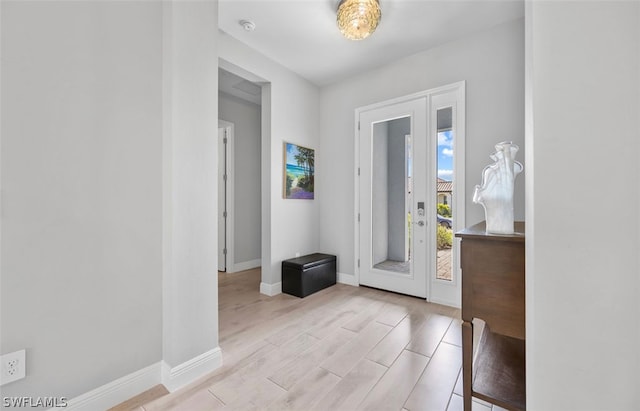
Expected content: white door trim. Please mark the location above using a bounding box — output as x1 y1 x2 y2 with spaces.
218 120 235 272
354 81 465 305
219 59 271 291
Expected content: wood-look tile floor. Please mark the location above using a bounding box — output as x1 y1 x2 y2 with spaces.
141 268 507 411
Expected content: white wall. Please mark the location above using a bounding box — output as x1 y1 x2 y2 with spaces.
319 19 525 277
218 92 262 267
0 1 163 398
218 32 320 289
0 0 220 402
526 2 639 409
162 0 219 372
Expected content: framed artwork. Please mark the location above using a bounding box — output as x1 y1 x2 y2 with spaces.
283 142 315 199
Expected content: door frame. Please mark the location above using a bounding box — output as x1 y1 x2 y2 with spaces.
354 81 465 306
218 120 235 272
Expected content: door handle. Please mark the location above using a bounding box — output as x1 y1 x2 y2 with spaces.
417 221 425 227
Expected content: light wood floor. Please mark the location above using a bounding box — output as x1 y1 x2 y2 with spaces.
140 268 506 411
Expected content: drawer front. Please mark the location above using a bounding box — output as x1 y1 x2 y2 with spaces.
461 239 525 339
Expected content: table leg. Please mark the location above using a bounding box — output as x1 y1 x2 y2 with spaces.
462 320 473 411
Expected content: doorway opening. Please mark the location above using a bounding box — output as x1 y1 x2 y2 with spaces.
218 67 263 273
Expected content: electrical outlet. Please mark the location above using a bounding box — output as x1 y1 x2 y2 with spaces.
1 350 26 386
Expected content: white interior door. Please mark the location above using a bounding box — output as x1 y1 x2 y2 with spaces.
218 126 227 272
218 120 235 273
358 98 429 298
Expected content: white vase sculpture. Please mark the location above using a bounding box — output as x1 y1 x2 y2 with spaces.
473 141 523 235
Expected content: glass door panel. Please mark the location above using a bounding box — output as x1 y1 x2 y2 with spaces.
371 117 412 275
436 107 454 282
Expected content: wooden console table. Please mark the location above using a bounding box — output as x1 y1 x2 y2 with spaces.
455 221 525 411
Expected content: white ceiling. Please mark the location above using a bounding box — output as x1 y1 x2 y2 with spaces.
218 0 524 87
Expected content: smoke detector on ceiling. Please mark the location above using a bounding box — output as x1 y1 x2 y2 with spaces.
239 20 256 32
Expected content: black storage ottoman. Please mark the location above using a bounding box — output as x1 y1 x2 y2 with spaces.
282 253 337 298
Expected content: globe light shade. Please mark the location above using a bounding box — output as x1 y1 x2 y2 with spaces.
337 0 382 41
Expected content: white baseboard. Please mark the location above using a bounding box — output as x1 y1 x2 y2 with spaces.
228 258 261 273
49 348 223 411
337 272 358 286
161 347 222 392
260 281 282 296
49 362 162 411
429 297 461 309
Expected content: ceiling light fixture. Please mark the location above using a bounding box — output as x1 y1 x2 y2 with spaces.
336 0 381 41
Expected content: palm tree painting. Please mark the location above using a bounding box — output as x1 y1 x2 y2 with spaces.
284 142 314 199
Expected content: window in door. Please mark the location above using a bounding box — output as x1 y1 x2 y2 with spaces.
436 107 454 281
371 117 412 274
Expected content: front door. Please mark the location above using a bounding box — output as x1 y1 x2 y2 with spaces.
358 98 429 298
357 82 465 305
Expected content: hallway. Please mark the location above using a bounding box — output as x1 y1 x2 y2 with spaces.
140 268 507 411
